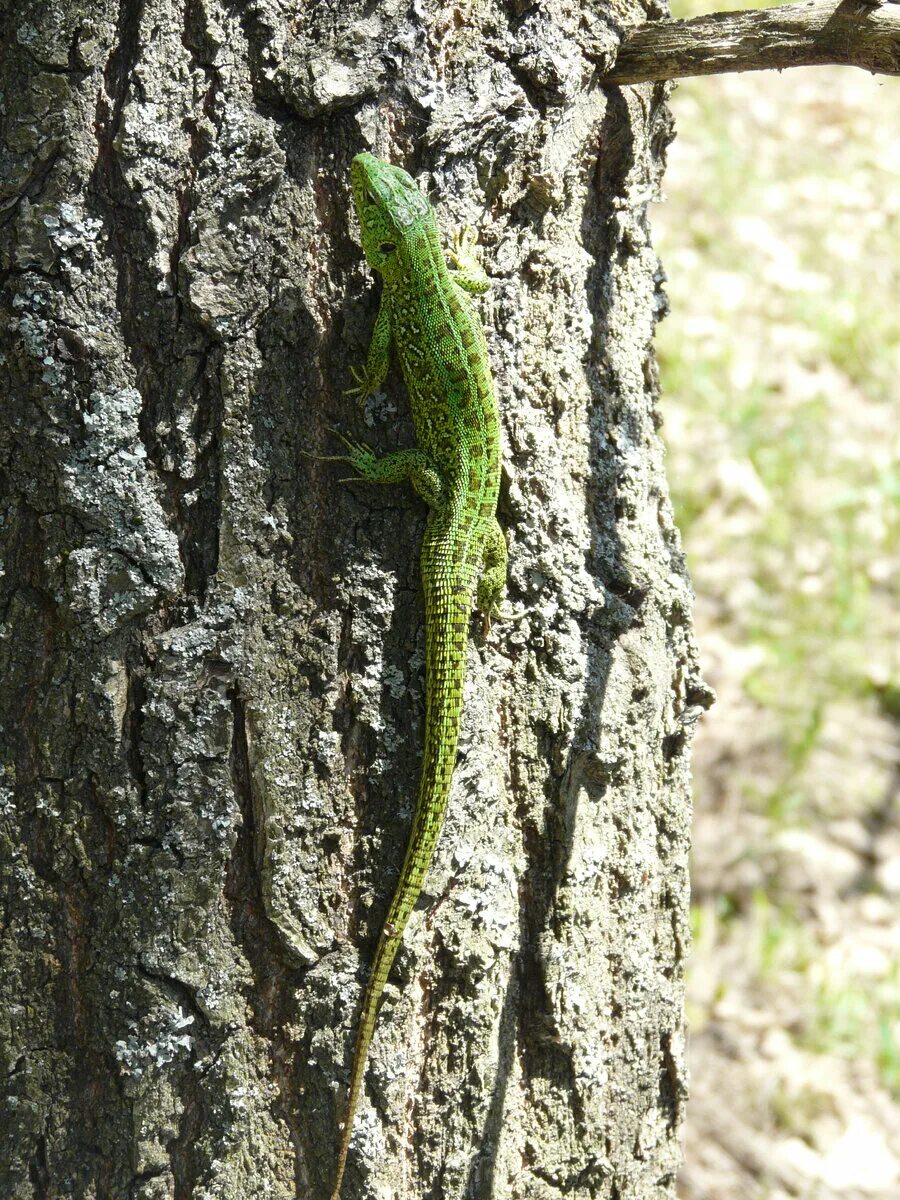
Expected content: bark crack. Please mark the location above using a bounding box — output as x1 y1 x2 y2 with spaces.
224 692 308 1175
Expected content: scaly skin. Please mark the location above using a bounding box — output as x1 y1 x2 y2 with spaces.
327 152 506 1199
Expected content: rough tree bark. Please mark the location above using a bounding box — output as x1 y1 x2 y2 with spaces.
0 2 709 1198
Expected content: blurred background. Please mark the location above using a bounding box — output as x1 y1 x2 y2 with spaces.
651 4 900 1196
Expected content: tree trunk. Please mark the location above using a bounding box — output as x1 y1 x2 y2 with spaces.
0 2 709 1197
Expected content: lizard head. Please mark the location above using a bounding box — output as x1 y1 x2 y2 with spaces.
351 152 434 277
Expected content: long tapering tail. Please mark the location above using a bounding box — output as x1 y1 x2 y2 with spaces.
330 926 402 1200
331 566 472 1199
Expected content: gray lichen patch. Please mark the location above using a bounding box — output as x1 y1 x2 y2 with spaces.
63 387 184 633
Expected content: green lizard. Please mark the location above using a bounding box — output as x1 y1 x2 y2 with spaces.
325 152 506 1199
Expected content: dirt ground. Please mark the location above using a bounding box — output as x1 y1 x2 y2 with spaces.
653 52 900 1200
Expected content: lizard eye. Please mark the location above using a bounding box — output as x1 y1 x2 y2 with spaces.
379 241 396 255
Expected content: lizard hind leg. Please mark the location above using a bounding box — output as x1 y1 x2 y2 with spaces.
330 435 445 507
476 516 507 631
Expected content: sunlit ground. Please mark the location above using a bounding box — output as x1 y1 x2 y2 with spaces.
652 10 900 1196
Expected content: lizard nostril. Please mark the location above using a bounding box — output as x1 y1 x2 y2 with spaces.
379 241 396 254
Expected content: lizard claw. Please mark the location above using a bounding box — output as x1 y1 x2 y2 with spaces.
302 429 376 479
318 427 378 482
327 427 373 458
448 224 480 270
447 225 490 294
481 605 519 637
344 364 375 410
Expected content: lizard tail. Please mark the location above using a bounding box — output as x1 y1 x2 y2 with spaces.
331 567 473 1200
330 928 402 1200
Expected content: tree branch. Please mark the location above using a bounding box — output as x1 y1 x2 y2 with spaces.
606 0 900 84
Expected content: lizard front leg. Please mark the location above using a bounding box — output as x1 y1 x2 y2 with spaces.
345 291 392 407
447 225 490 296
